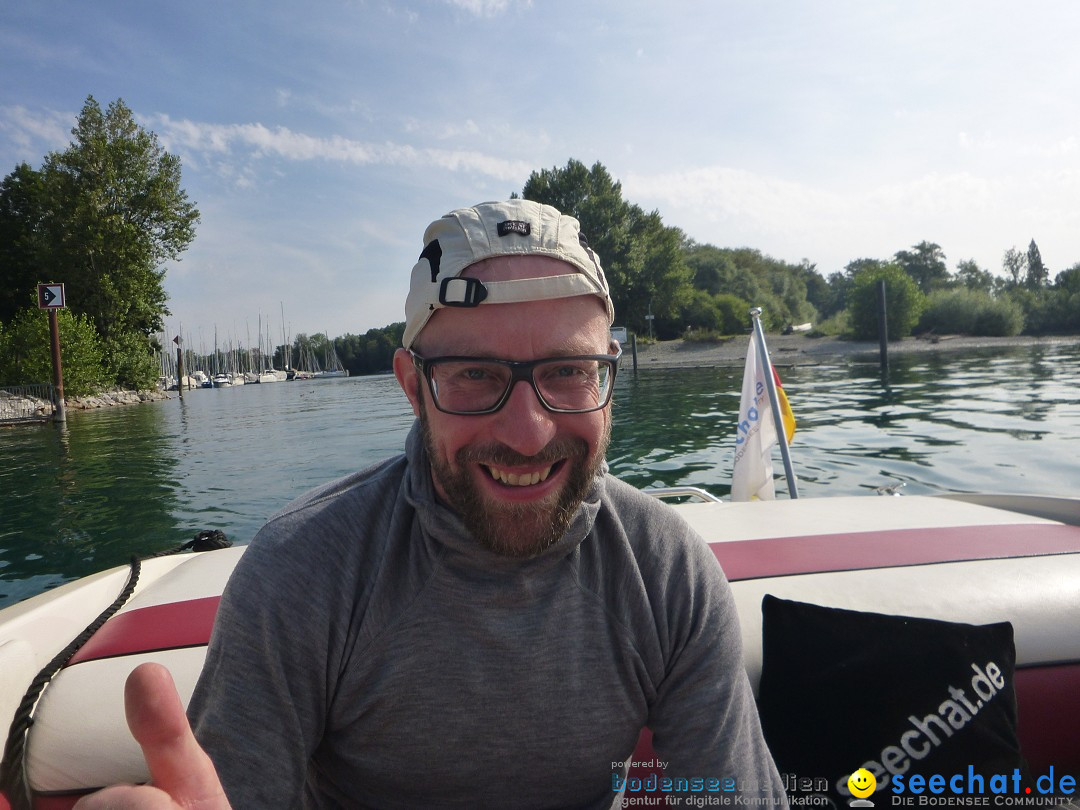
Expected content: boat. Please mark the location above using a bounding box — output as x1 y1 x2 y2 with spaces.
1 491 1077 808
210 373 232 388
314 333 348 378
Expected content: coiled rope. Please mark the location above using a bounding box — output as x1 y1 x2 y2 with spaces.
0 529 230 809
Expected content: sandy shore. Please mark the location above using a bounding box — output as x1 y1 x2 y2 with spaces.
628 333 1080 369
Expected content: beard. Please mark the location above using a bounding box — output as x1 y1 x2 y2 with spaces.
419 398 609 558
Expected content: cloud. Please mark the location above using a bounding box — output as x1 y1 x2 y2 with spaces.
0 105 73 158
145 114 532 182
442 0 528 16
624 163 1080 273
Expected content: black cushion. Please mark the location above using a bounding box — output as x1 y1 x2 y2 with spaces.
757 595 1027 804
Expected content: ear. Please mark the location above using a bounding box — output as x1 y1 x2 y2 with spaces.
393 348 422 418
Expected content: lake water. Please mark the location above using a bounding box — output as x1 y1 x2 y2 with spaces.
2 344 1079 608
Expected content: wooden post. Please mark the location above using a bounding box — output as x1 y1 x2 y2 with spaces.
176 342 185 399
877 280 889 376
49 308 66 423
631 333 638 374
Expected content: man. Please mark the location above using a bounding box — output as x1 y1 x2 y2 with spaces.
76 200 787 809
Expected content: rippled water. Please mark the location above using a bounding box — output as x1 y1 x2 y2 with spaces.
608 346 1080 498
2 345 1079 607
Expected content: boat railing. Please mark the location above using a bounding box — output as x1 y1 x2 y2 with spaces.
643 486 723 504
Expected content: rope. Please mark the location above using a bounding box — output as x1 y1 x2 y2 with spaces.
0 555 141 809
0 529 231 809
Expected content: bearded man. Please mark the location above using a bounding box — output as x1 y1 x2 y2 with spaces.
74 200 787 810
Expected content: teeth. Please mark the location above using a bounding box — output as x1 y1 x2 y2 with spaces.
487 465 553 486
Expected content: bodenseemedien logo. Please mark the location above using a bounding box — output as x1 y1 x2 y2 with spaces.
848 768 877 807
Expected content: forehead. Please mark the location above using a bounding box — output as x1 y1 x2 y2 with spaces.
462 254 574 283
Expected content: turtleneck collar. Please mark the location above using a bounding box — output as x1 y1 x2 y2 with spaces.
401 421 604 573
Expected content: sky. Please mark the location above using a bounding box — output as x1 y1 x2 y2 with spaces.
2 0 1079 349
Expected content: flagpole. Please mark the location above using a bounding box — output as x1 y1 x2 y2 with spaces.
750 308 799 499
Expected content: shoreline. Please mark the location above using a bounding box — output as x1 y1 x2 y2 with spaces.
629 334 1080 370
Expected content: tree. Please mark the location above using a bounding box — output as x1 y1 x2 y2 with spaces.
1025 239 1048 288
681 243 816 331
894 242 948 293
4 96 200 389
954 259 995 293
0 307 107 396
682 290 751 335
0 163 48 325
847 263 925 341
1002 247 1027 288
519 160 692 337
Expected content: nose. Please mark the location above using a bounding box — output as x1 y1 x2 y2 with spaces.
491 379 557 457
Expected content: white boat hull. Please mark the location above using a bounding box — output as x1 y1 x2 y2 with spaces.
2 495 1078 807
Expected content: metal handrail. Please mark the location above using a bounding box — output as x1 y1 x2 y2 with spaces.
643 486 723 504
0 385 54 424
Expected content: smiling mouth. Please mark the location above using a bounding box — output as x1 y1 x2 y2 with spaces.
486 464 554 486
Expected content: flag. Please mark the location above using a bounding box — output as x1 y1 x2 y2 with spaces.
732 336 795 500
773 366 796 444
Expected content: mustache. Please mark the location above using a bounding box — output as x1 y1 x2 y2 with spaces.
456 437 589 468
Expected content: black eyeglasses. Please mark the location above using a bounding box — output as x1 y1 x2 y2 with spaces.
410 347 622 415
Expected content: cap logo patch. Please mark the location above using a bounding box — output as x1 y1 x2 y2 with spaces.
420 239 442 282
497 220 531 237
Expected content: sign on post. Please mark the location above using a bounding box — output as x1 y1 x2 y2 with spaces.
37 283 67 422
37 283 66 309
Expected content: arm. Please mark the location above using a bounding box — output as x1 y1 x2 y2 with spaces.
620 492 787 806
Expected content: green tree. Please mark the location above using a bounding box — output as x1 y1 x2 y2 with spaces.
894 241 948 293
0 307 107 396
954 259 995 293
682 290 751 335
0 163 49 325
1002 247 1027 288
1025 239 1048 288
5 96 200 389
847 263 925 341
682 243 816 331
520 159 692 337
918 289 1023 337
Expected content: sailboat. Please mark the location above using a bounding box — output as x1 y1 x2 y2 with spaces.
314 333 348 378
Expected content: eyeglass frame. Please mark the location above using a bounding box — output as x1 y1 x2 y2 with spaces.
409 345 623 415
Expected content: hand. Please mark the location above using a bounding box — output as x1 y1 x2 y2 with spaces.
74 662 231 809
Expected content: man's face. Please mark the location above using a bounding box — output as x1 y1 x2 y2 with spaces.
393 256 614 557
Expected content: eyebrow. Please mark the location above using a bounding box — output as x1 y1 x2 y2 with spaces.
430 340 609 358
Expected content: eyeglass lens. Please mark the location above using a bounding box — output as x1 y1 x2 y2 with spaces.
429 358 615 413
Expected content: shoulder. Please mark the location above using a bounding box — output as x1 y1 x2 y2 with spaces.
223 454 412 602
583 475 728 618
255 454 407 549
596 474 714 567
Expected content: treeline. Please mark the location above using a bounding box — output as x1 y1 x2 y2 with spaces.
278 324 404 377
0 96 199 395
515 160 1080 343
5 114 1080 396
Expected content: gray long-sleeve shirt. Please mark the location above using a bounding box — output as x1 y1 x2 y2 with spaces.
189 424 787 808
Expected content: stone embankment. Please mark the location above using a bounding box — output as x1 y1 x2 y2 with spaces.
629 333 1080 369
66 389 170 409
1 388 170 422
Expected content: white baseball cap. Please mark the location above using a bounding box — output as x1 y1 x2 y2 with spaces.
402 199 614 349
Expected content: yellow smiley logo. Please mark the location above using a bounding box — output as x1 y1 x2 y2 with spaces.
848 768 877 798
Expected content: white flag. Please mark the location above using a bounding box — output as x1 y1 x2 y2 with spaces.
732 335 778 501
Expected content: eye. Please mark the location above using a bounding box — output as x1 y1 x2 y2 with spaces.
462 367 492 381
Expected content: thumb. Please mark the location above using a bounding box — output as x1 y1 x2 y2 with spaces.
124 662 230 806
